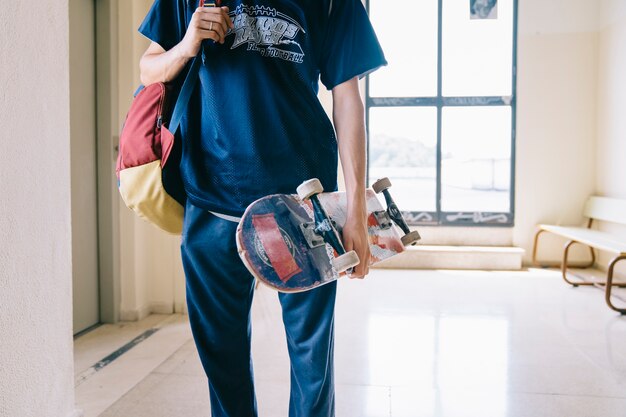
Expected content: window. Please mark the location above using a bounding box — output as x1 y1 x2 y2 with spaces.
366 0 518 226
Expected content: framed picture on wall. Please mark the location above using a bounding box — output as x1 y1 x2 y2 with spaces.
470 0 498 19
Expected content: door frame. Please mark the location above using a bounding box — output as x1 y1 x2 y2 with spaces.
95 0 121 324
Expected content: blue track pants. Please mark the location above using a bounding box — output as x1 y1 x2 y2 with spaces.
180 200 337 417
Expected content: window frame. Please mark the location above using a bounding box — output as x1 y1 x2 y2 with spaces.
365 0 519 227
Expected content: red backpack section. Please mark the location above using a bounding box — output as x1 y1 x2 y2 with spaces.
116 82 183 234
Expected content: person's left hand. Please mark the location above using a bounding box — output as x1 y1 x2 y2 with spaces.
342 214 371 279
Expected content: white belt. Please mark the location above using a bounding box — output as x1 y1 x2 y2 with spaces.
209 211 242 223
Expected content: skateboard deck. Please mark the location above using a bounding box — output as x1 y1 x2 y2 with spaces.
236 189 406 293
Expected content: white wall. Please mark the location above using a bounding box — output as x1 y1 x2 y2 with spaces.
0 1 80 417
513 0 599 263
596 0 626 275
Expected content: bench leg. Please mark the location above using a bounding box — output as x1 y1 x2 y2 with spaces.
562 240 596 286
605 255 626 315
531 229 547 266
533 230 595 268
563 241 626 290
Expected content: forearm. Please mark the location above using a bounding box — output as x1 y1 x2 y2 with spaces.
139 44 193 86
333 78 367 218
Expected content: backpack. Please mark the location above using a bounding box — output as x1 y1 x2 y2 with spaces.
115 53 201 234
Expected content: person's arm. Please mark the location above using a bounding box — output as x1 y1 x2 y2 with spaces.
332 76 371 278
139 6 233 86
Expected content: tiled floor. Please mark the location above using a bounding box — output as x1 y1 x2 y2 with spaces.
74 269 626 417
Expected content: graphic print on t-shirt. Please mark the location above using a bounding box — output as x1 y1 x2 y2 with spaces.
227 4 305 64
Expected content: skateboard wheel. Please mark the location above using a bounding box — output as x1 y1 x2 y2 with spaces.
331 250 360 273
297 178 324 200
401 230 421 246
372 177 392 193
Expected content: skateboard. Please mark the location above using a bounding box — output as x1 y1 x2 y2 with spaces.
235 178 421 293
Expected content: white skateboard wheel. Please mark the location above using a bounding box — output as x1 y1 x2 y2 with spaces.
401 230 421 246
297 178 324 200
372 177 392 194
331 250 360 272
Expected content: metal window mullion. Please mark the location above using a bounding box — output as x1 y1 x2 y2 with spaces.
365 0 371 186
436 0 443 221
368 96 512 107
367 97 438 107
442 96 511 106
510 0 519 224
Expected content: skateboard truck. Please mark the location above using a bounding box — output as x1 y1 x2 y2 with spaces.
371 178 421 246
372 210 393 230
299 222 325 248
297 179 361 273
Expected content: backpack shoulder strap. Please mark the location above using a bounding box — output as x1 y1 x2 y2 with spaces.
168 56 201 134
168 0 205 134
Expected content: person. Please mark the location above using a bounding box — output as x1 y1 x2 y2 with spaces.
471 0 498 19
137 1 386 416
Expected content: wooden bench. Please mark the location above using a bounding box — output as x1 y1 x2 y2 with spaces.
532 196 626 314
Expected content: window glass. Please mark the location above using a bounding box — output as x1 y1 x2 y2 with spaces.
369 107 438 212
441 106 511 212
369 0 438 97
442 0 513 97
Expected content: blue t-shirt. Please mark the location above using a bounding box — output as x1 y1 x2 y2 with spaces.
139 0 387 217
